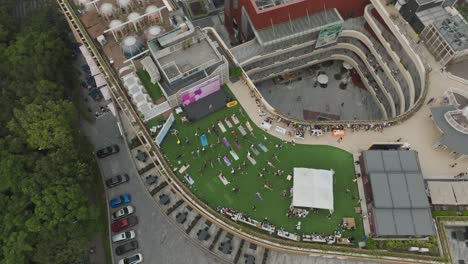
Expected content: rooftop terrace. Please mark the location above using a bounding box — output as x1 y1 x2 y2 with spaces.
149 28 225 95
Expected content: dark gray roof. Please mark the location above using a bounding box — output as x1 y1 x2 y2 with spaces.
406 173 429 208
431 105 468 155
374 209 434 236
399 151 421 172
363 151 385 172
369 173 393 208
364 150 433 236
381 151 402 172
388 173 411 208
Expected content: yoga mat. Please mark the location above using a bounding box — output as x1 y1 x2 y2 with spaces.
250 146 260 156
231 114 239 125
233 140 241 150
255 192 264 201
247 155 257 165
223 156 231 167
200 134 208 147
184 174 195 185
246 121 254 133
178 164 190 174
222 137 230 148
219 175 230 185
218 122 226 133
230 150 239 161
224 119 233 128
238 126 247 137
258 143 268 152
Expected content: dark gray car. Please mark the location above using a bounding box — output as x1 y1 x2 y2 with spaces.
115 240 139 256
106 174 129 188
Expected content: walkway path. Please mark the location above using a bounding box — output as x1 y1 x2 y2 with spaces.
227 67 468 179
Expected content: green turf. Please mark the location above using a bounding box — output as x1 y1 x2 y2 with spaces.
159 88 363 242
146 115 166 129
137 70 164 101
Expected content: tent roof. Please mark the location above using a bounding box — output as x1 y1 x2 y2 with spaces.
292 168 334 210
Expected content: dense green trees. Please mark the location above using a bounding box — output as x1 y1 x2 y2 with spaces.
0 3 99 264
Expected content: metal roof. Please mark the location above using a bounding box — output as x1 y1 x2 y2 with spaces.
406 173 429 208
399 151 421 172
381 151 402 172
431 105 468 155
374 209 434 236
253 9 342 46
364 150 433 236
369 173 393 208
388 173 411 208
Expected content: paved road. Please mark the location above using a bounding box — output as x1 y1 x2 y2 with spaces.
82 111 222 264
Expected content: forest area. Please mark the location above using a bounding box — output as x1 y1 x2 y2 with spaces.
0 1 102 263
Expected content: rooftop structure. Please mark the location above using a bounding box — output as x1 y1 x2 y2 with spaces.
427 180 468 211
253 9 342 46
224 0 369 43
148 26 228 105
361 150 434 237
430 88 468 160
398 0 466 65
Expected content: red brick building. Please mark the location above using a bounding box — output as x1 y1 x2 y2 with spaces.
224 0 370 42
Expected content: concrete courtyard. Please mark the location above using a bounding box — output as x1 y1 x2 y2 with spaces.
256 61 382 121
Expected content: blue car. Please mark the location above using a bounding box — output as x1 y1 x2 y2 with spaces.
110 194 131 208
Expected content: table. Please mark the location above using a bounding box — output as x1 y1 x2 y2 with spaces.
146 175 158 185
197 229 210 241
277 230 300 241
275 126 287 135
342 61 353 70
219 242 232 254
317 74 329 84
245 255 255 264
176 212 187 224
159 195 170 205
136 150 148 162
354 207 362 214
342 217 356 230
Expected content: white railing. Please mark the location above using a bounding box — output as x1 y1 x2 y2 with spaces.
445 110 468 134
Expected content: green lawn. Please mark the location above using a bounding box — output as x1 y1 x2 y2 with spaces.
137 70 164 101
146 115 166 129
159 88 363 242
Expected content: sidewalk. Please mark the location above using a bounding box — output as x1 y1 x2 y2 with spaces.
226 66 468 179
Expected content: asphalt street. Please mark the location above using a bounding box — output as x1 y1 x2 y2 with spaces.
81 109 222 264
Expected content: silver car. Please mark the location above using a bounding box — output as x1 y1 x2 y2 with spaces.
112 230 136 243
112 205 134 220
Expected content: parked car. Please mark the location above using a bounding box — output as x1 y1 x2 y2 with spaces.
112 205 134 220
112 230 136 243
118 253 143 264
105 174 129 188
112 216 138 232
115 240 139 256
96 145 120 158
110 194 131 208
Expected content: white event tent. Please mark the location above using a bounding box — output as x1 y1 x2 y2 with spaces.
292 168 334 212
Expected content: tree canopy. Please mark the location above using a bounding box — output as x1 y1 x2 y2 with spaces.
0 3 100 264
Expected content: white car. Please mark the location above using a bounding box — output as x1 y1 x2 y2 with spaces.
112 205 134 220
112 230 136 243
118 253 143 264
